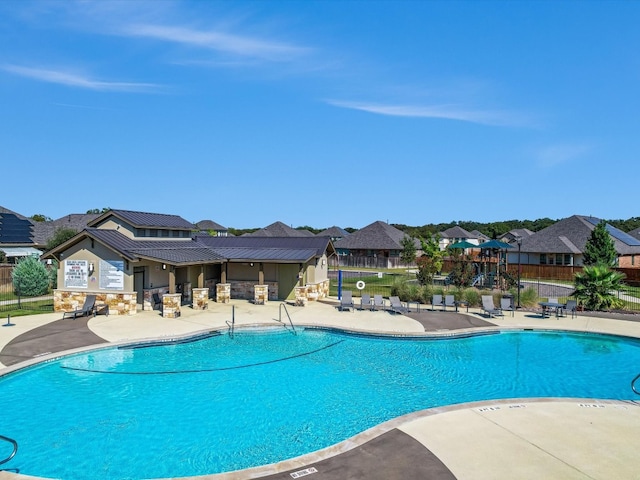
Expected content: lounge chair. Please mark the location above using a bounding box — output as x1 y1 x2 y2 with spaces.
432 294 443 311
500 297 515 317
152 293 163 311
373 294 385 311
481 295 503 318
62 295 97 320
565 299 577 318
339 290 354 311
444 295 456 311
360 293 372 311
389 296 409 314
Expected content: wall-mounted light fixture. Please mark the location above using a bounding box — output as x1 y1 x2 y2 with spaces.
322 259 326 266
162 264 167 270
250 262 254 267
88 262 95 276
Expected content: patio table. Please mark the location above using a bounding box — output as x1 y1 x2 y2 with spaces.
538 302 566 318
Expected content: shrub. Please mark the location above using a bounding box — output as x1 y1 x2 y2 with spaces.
518 287 539 307
462 288 482 307
12 256 50 297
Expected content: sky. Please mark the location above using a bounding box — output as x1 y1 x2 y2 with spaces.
1 0 639 230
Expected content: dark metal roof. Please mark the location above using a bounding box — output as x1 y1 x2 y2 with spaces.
129 247 226 264
207 247 317 262
196 235 333 257
45 229 332 266
333 221 412 250
88 209 196 230
0 212 34 244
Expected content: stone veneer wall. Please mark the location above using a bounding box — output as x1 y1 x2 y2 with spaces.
162 293 181 318
143 288 169 311
192 288 209 310
254 285 268 304
231 281 278 301
294 280 330 306
54 290 137 316
216 283 231 303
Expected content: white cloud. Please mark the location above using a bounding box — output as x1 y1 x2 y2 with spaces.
536 143 592 167
121 24 310 62
1 64 161 92
326 99 529 127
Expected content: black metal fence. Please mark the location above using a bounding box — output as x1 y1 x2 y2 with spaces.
0 265 54 314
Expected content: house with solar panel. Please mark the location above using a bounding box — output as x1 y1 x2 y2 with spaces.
0 207 41 262
43 209 335 317
507 215 640 267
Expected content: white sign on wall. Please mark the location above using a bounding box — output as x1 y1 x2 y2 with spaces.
64 260 88 288
99 260 124 290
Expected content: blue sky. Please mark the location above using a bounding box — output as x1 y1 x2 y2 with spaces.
2 1 639 230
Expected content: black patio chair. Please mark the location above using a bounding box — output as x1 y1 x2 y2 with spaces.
62 295 96 320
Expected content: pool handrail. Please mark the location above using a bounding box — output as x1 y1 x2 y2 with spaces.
632 372 640 396
0 434 17 466
225 305 235 338
278 303 297 335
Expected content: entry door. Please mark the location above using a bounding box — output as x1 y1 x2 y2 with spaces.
133 267 145 308
278 264 299 301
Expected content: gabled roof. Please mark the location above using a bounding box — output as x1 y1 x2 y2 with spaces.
32 213 101 246
470 230 490 241
45 230 333 266
88 209 196 230
333 221 411 250
195 220 227 231
243 221 315 237
317 226 349 238
520 215 640 255
440 226 473 239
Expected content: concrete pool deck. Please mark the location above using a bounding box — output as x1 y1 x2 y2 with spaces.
0 300 639 479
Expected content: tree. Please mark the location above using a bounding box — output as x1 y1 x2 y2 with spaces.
30 214 52 222
46 227 77 251
415 235 444 285
86 207 111 214
0 250 5 263
400 235 417 266
583 221 617 267
448 249 475 287
573 265 625 311
11 256 51 297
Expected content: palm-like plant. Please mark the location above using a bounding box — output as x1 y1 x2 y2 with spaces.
573 264 625 311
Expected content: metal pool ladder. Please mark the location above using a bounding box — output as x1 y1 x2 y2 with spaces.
225 305 235 338
0 434 17 466
632 373 640 396
278 303 297 335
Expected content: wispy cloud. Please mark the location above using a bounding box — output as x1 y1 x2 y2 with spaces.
120 24 310 63
2 64 162 92
326 99 529 127
535 143 592 167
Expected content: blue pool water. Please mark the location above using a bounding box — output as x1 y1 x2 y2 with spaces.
1 328 639 479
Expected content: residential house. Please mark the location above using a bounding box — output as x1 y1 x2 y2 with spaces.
43 209 335 316
508 215 640 267
195 220 229 237
0 206 39 263
333 221 420 268
439 226 479 250
499 228 535 246
316 226 349 243
244 221 315 237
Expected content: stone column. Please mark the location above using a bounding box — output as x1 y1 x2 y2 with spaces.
162 293 182 318
254 285 268 305
295 286 308 306
192 288 209 310
216 283 231 303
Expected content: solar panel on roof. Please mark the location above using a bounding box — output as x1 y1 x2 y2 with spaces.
583 217 640 246
0 214 33 243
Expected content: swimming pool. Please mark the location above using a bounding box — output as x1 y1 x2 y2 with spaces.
1 327 639 479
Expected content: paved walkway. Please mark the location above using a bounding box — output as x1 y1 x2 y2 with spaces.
0 300 639 480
